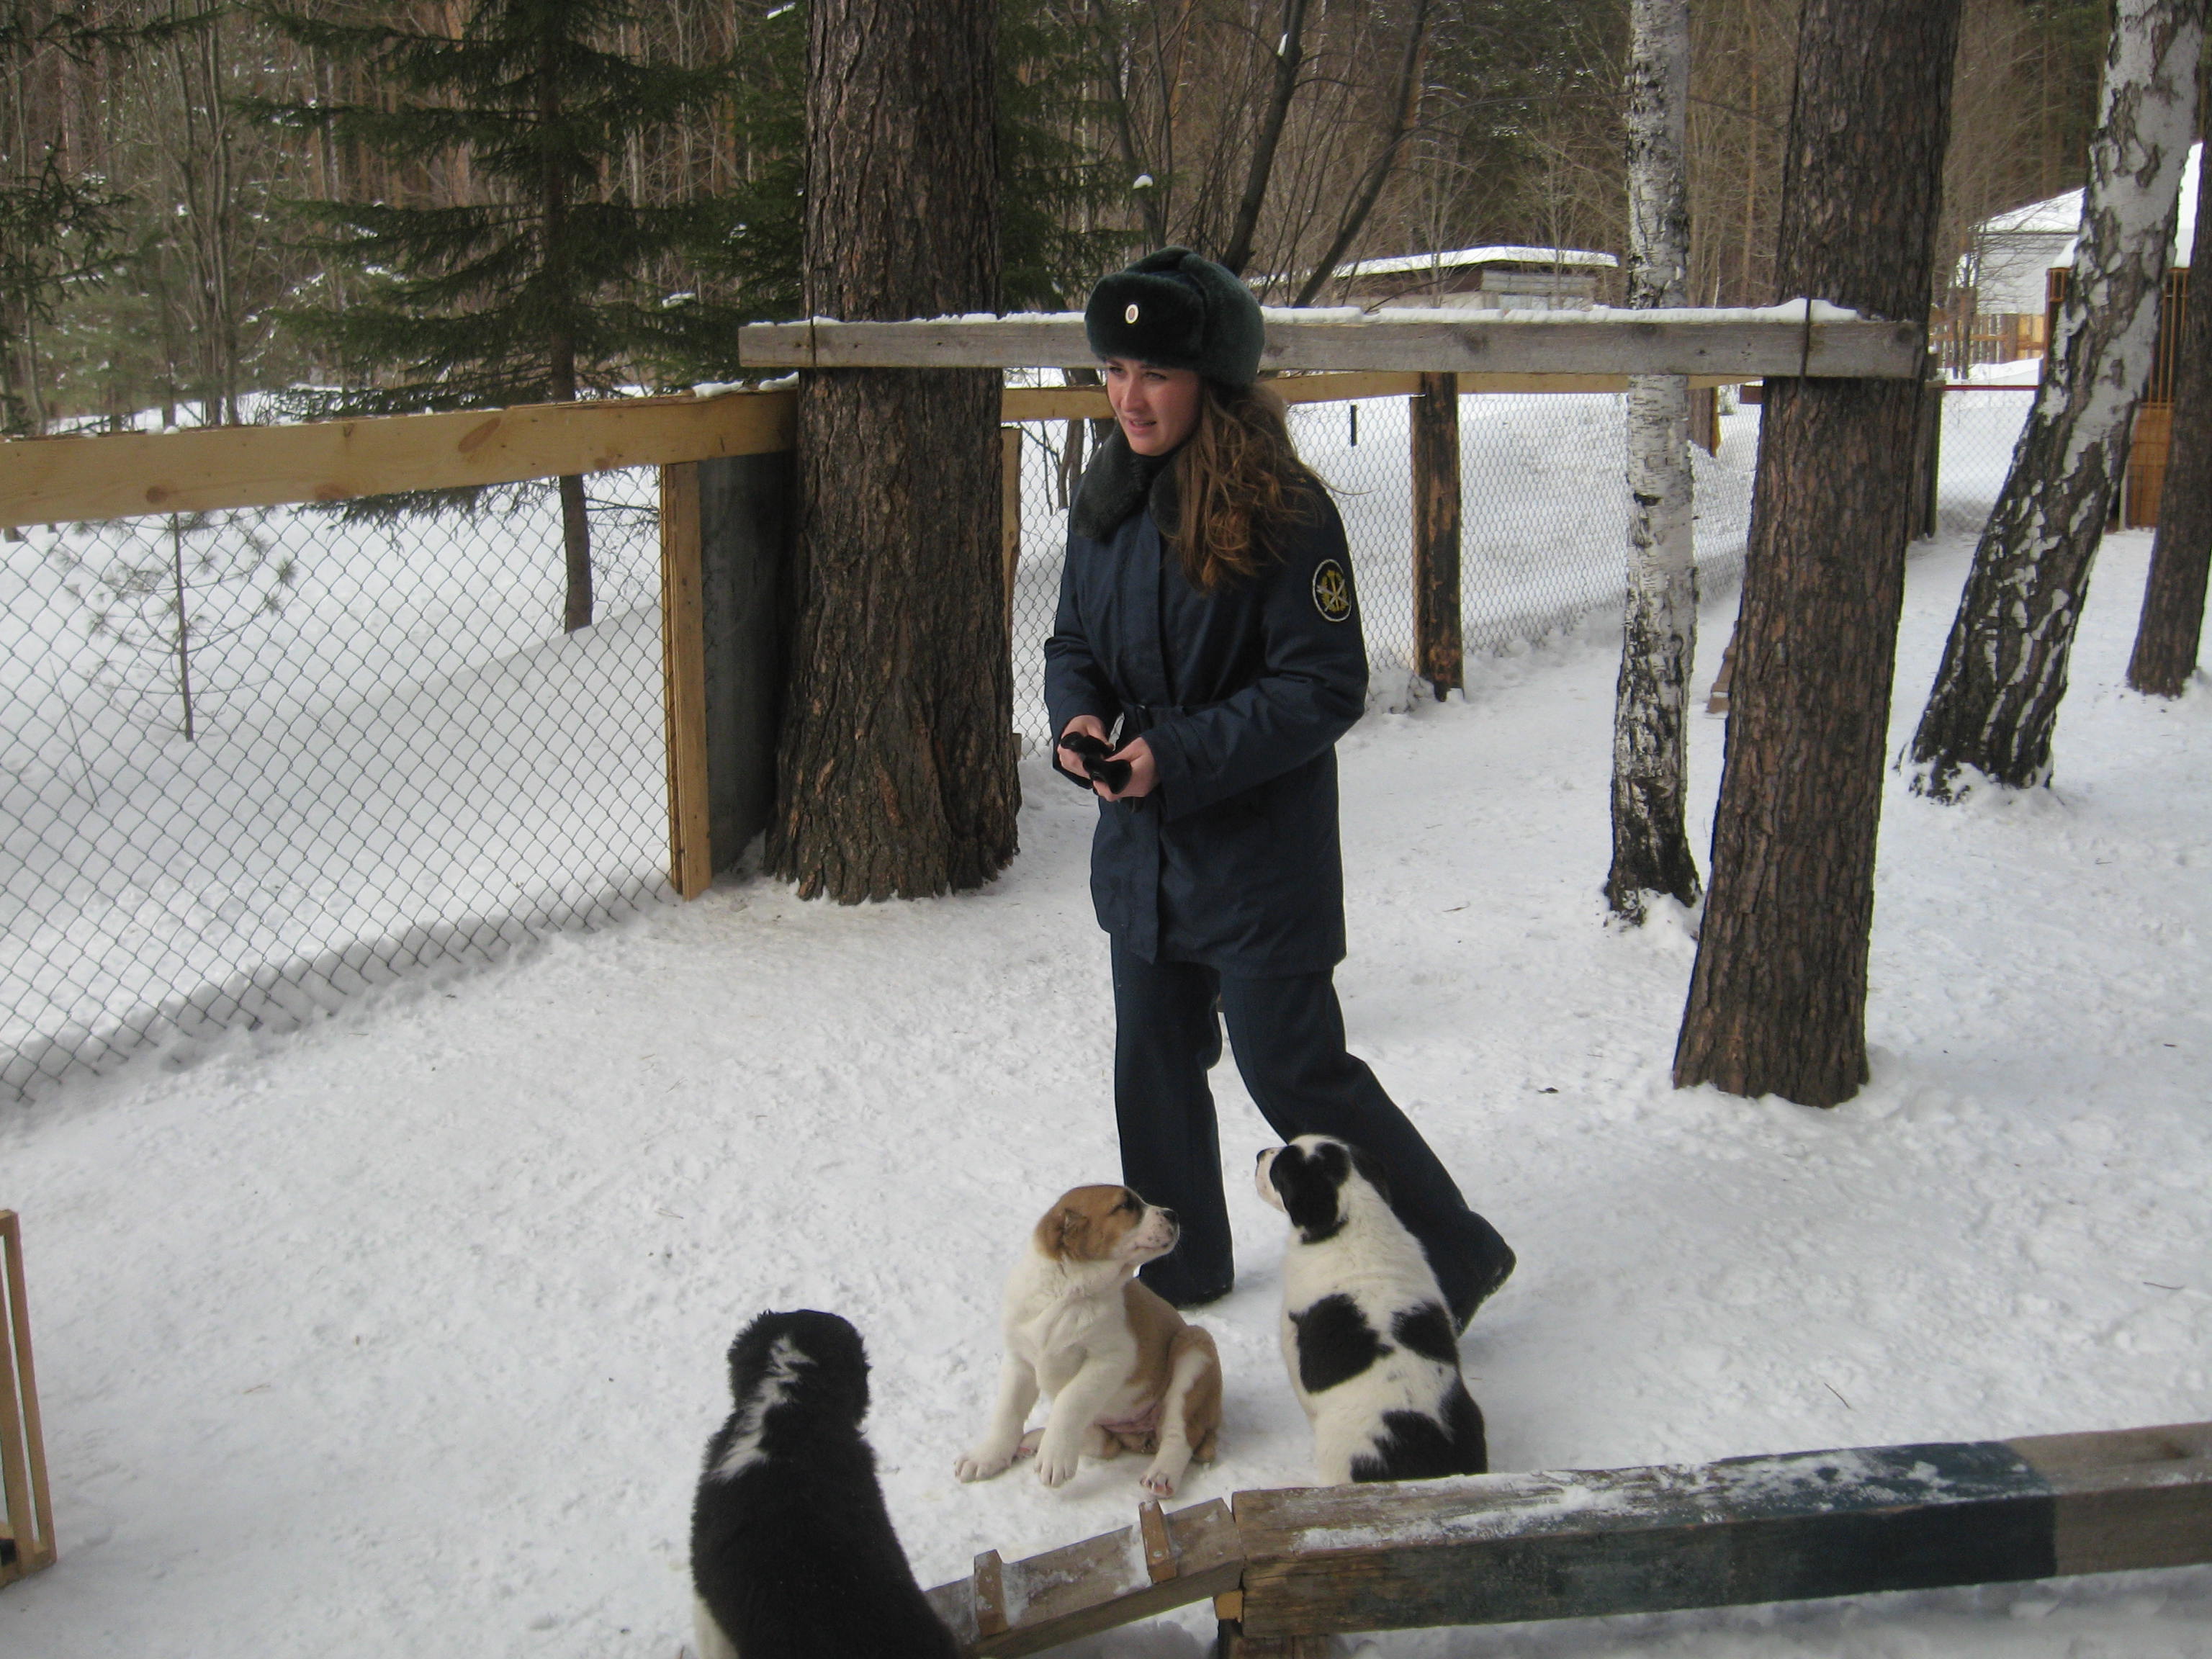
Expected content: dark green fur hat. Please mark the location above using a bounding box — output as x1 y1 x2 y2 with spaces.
1084 247 1265 387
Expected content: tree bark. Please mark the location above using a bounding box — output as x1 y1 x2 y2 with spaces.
1672 0 1961 1108
1607 0 1701 924
2128 134 2212 696
1909 0 2203 792
770 0 1016 902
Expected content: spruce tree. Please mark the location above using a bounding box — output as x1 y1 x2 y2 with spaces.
1 2 144 435
253 0 736 632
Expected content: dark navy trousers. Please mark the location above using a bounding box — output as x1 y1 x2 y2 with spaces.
1110 940 1513 1320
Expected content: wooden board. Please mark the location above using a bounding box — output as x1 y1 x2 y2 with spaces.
997 371 1755 424
2 372 1771 530
739 313 1922 378
0 1212 55 1588
1231 1422 2212 1639
925 1498 1244 1657
658 463 711 901
0 391 797 530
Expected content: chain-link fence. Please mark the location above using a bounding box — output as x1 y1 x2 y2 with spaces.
2 377 2043 1100
1933 383 2039 538
1011 387 1761 742
1009 381 2039 744
1 475 668 1098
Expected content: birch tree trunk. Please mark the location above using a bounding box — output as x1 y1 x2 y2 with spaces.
768 0 1017 903
1909 0 2203 795
1606 0 1700 923
1672 0 1960 1108
2128 132 2212 697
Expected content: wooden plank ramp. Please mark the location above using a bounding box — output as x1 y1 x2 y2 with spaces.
925 1424 2211 1654
1231 1421 2212 1640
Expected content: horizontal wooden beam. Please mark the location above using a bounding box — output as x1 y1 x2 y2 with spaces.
1231 1421 2212 1639
998 370 1758 422
6 365 1776 527
739 305 1922 378
0 392 796 529
925 1497 1244 1658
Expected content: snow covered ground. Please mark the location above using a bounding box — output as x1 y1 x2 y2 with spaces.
3 504 2207 1656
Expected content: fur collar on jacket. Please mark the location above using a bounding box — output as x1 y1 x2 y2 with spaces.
1070 426 1179 542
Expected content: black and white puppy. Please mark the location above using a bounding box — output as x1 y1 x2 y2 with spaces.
691 1310 958 1659
1255 1136 1488 1483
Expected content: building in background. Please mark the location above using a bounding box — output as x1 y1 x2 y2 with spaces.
1946 141 2201 379
1324 246 1620 310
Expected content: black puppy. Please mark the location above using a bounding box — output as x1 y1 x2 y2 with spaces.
1058 729 1134 792
691 1310 958 1659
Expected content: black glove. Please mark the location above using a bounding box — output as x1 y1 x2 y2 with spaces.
1058 729 1133 792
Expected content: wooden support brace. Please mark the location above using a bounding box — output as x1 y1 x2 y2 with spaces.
1137 1498 1175 1583
925 1498 1243 1657
0 1212 55 1588
971 1550 1008 1637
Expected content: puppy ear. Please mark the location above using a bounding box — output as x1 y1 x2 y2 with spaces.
1347 1142 1393 1203
1033 1204 1077 1260
1273 1144 1346 1241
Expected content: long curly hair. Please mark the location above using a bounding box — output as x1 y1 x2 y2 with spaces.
1164 380 1322 593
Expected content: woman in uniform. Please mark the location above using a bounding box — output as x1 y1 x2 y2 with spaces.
1044 247 1515 1329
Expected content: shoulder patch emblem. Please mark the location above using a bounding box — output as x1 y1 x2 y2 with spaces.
1311 559 1352 622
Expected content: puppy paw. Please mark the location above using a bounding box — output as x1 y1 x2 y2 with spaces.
954 1450 1013 1483
1012 1428 1044 1460
1033 1446 1082 1488
1139 1467 1177 1498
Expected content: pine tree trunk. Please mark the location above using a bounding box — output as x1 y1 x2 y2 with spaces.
768 0 1016 902
1607 0 1700 923
2128 140 2212 696
1672 0 1961 1108
1909 0 2202 793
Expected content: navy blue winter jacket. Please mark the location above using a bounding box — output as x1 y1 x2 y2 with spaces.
1043 464 1368 976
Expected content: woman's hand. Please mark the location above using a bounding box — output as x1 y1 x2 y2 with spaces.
1058 718 1157 800
1056 716 1110 782
1099 736 1156 799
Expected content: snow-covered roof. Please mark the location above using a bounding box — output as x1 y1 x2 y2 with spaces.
1974 140 2200 276
1335 244 1619 279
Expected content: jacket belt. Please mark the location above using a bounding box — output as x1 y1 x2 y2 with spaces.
1122 699 1220 734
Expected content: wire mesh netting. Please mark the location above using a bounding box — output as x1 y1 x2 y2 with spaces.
4 381 2041 1099
1010 384 2038 742
1010 389 1763 741
0 475 670 1097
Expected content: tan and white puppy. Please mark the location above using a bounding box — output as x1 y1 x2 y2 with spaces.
955 1185 1223 1496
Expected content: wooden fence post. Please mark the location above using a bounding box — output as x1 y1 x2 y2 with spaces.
1002 426 1023 629
1411 371 1463 698
1914 356 1943 539
660 461 712 899
0 1211 55 1588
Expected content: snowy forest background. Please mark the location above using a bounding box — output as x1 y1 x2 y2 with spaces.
4 0 2108 436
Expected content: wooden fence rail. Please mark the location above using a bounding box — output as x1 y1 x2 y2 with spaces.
1 371 1758 897
0 374 1758 531
920 1421 2212 1658
738 304 1920 377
